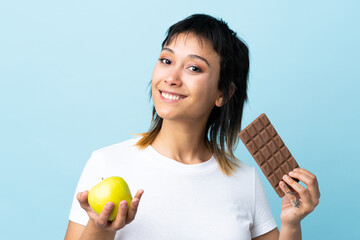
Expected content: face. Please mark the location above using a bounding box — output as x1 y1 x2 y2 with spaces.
152 33 223 124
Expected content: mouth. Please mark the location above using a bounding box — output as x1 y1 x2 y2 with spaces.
159 90 187 102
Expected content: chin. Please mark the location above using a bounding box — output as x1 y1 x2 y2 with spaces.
154 108 174 120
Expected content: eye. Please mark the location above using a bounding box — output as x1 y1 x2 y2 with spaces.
159 58 172 65
188 66 202 72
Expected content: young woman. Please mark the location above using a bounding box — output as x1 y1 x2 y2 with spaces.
65 14 320 240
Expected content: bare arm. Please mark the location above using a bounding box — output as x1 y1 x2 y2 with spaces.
252 228 279 240
64 221 85 240
65 220 116 240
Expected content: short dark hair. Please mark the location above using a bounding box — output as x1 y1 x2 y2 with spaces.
136 14 249 175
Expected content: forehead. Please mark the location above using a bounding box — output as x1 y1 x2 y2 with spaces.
164 32 218 57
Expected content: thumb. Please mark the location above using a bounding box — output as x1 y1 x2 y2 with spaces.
77 191 92 211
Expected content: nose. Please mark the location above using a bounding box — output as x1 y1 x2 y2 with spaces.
164 68 182 87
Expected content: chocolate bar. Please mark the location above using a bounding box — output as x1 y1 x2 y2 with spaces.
239 113 299 197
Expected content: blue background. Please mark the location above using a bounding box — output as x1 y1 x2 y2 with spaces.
1 0 359 239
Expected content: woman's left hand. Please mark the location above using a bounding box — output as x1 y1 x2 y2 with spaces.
279 168 320 227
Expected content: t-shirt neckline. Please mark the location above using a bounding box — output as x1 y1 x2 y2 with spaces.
144 143 218 174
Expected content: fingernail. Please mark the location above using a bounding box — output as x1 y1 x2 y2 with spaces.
121 202 127 209
289 171 294 176
105 202 113 209
283 175 289 180
133 200 139 207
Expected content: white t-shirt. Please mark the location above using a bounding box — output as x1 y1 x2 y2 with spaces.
69 138 277 239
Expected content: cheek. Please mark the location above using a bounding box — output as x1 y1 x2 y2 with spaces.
152 63 168 88
151 84 156 99
152 63 161 82
151 68 161 98
190 77 216 98
151 82 162 107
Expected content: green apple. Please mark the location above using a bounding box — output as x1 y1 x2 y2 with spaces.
88 176 132 221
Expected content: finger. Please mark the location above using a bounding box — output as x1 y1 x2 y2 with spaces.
126 189 145 223
96 202 114 228
293 168 319 185
279 181 300 208
77 191 106 220
77 191 88 204
283 174 311 204
77 191 92 211
134 189 145 200
289 170 320 202
111 201 128 229
293 168 315 177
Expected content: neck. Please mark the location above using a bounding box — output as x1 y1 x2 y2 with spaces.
151 119 212 164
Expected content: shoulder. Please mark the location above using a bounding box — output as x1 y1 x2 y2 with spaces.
92 137 140 156
233 161 257 179
225 161 260 196
81 138 143 176
85 138 142 167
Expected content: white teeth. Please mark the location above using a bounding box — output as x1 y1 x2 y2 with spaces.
161 92 182 100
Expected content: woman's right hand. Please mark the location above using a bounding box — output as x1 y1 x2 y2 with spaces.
77 189 144 232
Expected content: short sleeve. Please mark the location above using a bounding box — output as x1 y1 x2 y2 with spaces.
68 151 106 226
251 170 277 238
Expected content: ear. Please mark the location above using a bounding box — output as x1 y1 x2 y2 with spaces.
215 83 236 107
215 92 224 107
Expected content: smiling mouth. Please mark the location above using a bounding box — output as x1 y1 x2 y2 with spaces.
160 91 186 101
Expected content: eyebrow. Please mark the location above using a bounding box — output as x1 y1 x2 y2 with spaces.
162 47 211 67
